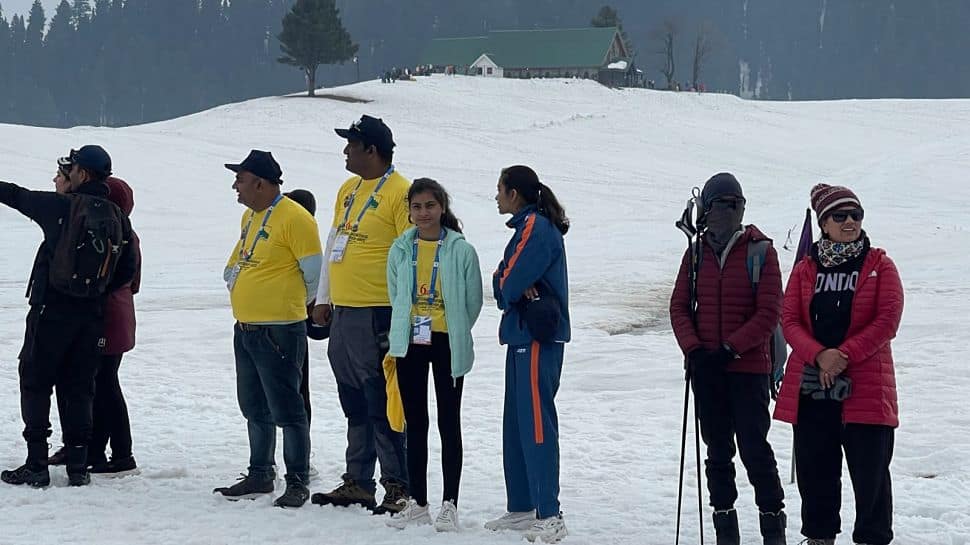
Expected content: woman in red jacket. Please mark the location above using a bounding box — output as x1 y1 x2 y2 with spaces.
773 184 903 545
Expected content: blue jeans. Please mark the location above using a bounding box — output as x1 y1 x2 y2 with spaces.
233 321 309 482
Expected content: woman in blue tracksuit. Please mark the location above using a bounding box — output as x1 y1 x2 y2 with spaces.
485 165 571 544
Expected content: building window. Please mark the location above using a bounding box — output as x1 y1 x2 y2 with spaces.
487 67 493 75
477 67 483 75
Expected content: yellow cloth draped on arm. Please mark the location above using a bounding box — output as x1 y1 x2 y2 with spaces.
383 354 405 432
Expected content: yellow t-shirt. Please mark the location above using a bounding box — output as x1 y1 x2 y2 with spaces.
328 170 410 307
411 238 448 333
227 197 321 323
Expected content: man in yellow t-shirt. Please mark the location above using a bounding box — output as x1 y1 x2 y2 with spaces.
214 150 322 509
310 115 410 513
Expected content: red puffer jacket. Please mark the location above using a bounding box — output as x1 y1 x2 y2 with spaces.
103 177 141 356
670 225 782 374
773 247 903 427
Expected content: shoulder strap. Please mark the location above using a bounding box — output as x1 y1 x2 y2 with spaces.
747 239 771 293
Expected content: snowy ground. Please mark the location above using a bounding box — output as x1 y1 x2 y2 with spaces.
0 75 968 545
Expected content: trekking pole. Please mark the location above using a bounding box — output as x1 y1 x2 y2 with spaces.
787 208 813 486
674 188 704 545
674 373 690 545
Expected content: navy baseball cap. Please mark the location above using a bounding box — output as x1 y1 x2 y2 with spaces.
335 115 395 154
61 145 112 177
225 150 283 184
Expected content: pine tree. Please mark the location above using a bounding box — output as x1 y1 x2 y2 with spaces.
278 0 357 96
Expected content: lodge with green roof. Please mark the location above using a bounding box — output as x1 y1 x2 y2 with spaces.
420 27 639 87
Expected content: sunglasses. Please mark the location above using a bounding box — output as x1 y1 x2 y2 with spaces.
828 209 864 223
709 198 743 210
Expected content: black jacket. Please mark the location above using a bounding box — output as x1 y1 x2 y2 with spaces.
0 179 136 311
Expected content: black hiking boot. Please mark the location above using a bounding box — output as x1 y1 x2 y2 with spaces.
273 475 310 508
1 463 51 487
213 473 275 500
310 477 376 509
65 445 91 487
90 456 139 476
713 509 741 545
760 510 787 545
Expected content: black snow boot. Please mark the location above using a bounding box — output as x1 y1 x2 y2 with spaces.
273 475 310 508
713 509 741 545
760 510 787 545
2 442 51 487
66 445 91 486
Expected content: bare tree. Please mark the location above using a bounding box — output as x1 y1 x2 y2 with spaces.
651 18 680 90
691 21 717 90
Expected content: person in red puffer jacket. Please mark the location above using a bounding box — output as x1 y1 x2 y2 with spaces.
49 175 141 475
773 184 902 545
670 173 787 545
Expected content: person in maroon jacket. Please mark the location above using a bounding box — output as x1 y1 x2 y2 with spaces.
49 175 141 475
774 184 903 545
670 173 787 545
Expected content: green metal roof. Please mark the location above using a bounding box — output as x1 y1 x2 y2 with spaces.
420 27 624 69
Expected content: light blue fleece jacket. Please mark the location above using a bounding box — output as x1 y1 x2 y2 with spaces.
387 227 484 378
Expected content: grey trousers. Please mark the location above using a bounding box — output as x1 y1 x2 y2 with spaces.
327 306 408 493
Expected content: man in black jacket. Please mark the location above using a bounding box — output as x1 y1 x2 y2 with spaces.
0 145 136 487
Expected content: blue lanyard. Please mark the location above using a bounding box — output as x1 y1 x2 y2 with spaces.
340 165 395 232
412 228 446 307
238 193 283 262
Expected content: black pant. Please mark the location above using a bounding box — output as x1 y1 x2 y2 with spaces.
300 337 311 427
19 306 102 451
795 395 894 544
89 354 133 460
396 333 463 506
692 367 785 513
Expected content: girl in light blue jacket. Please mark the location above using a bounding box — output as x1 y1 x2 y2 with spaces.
385 178 483 531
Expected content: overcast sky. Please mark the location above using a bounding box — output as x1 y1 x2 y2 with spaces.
3 0 58 19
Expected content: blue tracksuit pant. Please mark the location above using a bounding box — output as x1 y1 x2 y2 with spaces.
503 341 563 519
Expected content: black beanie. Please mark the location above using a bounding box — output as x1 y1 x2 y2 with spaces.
701 172 744 209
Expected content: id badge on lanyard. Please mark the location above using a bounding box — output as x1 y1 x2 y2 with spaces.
412 315 432 345
226 263 242 292
330 233 350 263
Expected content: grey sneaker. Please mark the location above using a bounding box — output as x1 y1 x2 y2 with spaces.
379 480 409 513
523 514 568 544
485 510 536 531
310 478 377 509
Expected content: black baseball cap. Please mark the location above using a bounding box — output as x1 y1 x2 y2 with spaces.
60 145 112 177
225 150 283 184
334 115 395 154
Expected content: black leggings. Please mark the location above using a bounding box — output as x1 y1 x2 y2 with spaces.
396 332 463 506
90 354 133 460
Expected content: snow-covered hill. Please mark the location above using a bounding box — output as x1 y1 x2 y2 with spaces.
0 75 967 544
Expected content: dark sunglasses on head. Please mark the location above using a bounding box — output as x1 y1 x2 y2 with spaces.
828 209 864 223
56 155 72 176
710 197 743 211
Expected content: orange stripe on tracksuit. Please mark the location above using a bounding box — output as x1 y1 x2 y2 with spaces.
499 214 536 289
530 341 544 444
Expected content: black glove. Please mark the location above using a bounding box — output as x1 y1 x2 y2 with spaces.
705 346 736 367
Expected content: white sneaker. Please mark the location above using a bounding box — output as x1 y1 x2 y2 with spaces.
307 464 319 483
484 510 536 531
523 515 568 543
434 500 459 532
385 498 431 529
